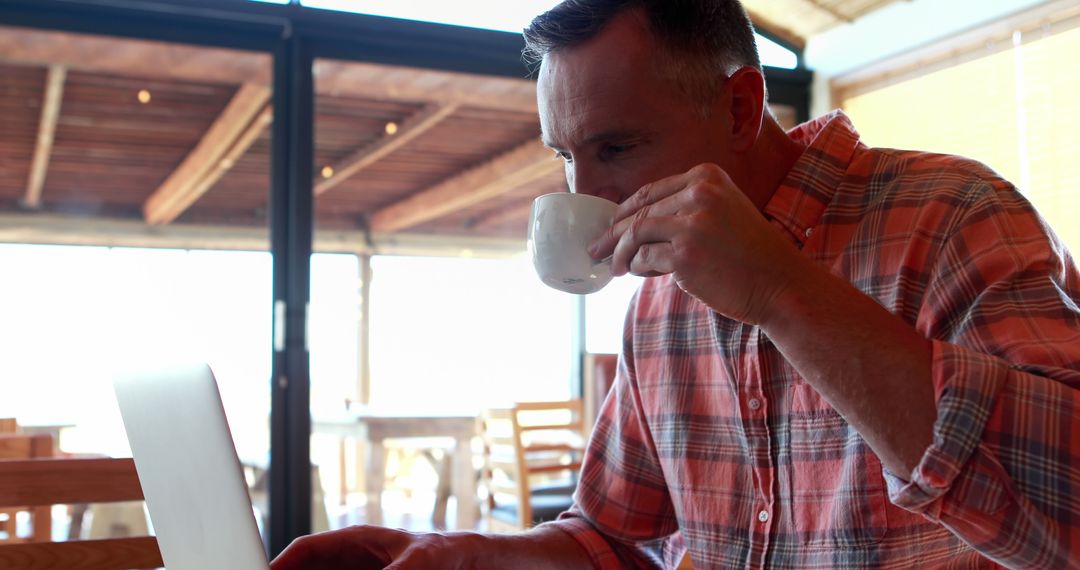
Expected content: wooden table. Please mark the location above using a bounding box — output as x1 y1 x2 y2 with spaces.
313 411 479 530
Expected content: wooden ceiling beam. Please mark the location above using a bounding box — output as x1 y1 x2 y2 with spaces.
0 26 271 85
744 7 807 51
314 60 537 113
22 65 66 210
468 201 535 231
369 140 558 233
803 0 854 23
845 0 904 22
143 83 272 225
0 26 538 113
181 104 273 208
315 102 460 196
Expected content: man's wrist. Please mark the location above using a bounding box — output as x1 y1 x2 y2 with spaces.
474 526 594 570
757 256 825 333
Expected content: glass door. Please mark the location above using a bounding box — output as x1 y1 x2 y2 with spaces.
0 24 274 544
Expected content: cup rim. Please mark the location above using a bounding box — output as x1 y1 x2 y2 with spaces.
533 192 618 208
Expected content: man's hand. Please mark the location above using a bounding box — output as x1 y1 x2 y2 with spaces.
270 526 486 570
270 524 594 570
588 162 810 325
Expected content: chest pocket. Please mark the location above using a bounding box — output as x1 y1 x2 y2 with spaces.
785 381 889 548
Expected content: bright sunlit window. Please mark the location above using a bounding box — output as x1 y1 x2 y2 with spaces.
366 255 575 413
0 245 272 459
249 0 800 69
0 245 591 457
586 275 643 355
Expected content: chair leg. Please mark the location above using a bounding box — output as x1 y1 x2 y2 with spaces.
31 506 51 542
365 441 386 526
68 504 88 540
88 502 150 539
0 508 16 541
429 450 452 529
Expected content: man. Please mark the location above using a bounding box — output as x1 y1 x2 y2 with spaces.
273 1 1079 568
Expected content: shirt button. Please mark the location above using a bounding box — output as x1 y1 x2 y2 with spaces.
804 227 814 238
748 398 761 410
758 510 769 523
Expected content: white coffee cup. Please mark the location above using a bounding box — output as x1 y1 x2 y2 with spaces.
527 192 618 294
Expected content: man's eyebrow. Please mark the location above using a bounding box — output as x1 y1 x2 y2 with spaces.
584 129 647 145
541 129 648 151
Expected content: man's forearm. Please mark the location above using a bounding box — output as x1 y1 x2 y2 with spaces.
473 525 594 569
760 261 936 477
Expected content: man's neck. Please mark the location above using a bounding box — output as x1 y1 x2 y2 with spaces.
737 117 807 212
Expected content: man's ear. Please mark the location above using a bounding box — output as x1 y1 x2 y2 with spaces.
723 66 766 152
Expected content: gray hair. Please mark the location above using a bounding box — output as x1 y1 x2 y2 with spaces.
523 0 762 114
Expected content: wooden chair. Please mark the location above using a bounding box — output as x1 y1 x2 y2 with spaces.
583 353 618 438
481 400 585 532
0 419 17 434
0 454 163 569
0 434 54 544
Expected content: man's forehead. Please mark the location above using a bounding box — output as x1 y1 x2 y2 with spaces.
538 83 656 151
537 33 651 106
534 10 672 146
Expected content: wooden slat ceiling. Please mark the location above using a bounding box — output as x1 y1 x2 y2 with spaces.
744 0 905 44
0 2 898 248
0 24 553 243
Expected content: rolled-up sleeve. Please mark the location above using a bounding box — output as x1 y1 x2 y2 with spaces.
540 300 685 569
889 178 1080 568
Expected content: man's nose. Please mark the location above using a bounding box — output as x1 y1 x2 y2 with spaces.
568 162 621 203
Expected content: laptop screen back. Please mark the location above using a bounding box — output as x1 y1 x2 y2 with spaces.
113 363 269 570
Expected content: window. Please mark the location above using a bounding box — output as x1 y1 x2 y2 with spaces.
585 275 643 355
839 17 1080 252
0 245 272 460
367 255 575 412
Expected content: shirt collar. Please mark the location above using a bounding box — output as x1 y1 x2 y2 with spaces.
763 110 862 246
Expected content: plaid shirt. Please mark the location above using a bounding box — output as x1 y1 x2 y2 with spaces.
544 111 1080 569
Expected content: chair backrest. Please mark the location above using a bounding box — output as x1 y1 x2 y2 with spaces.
0 433 54 545
583 353 618 435
0 419 17 434
0 433 51 460
481 400 585 530
0 455 163 570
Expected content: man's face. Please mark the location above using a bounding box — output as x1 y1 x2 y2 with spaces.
537 11 732 204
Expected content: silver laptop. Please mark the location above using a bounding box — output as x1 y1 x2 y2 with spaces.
113 363 269 570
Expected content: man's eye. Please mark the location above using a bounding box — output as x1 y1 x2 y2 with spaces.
554 151 573 163
601 144 634 159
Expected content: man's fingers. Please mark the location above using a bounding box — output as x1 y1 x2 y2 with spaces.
613 171 690 222
614 163 733 221
590 163 733 260
628 242 676 277
610 215 682 276
271 531 343 569
590 187 692 259
270 526 401 570
383 545 437 570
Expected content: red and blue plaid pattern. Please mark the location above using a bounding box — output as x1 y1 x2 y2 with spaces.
543 112 1080 569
